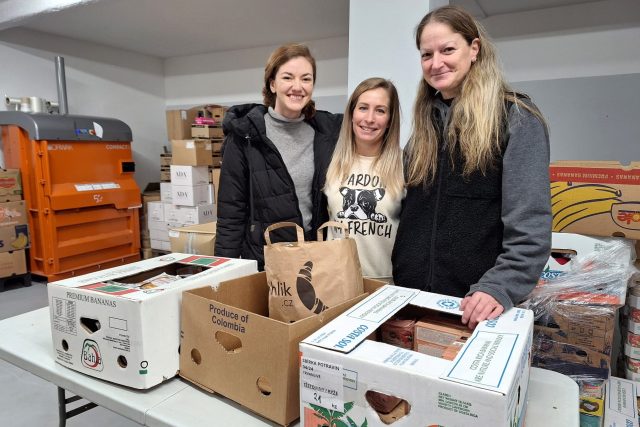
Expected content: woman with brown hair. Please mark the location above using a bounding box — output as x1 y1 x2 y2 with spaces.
215 43 342 270
392 6 551 328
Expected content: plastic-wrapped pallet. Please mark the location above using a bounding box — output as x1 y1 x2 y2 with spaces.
520 235 637 405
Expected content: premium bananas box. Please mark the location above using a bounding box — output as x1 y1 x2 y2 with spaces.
300 286 534 427
47 253 256 389
550 161 640 239
0 201 29 253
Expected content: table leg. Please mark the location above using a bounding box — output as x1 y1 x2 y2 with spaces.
57 386 98 427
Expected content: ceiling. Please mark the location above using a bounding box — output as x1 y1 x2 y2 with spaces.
0 0 623 58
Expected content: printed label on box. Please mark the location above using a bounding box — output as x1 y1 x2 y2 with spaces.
51 297 77 335
446 331 519 390
347 287 417 323
300 356 344 412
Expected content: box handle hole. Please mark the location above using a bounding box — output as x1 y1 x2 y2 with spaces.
61 339 69 351
80 317 101 334
214 331 242 353
191 348 202 365
257 377 272 396
117 355 127 368
365 390 411 424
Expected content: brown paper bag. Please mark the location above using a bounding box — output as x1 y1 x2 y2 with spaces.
264 221 364 322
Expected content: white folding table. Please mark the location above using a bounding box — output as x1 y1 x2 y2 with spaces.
0 307 579 427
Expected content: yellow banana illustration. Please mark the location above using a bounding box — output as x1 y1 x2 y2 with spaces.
11 232 28 249
551 182 621 231
553 199 620 230
551 183 620 214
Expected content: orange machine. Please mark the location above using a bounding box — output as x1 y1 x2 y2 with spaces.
0 113 141 281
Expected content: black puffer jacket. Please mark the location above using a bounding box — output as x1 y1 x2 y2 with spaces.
215 104 342 269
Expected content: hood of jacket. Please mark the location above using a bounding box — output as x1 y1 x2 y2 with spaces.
222 103 267 139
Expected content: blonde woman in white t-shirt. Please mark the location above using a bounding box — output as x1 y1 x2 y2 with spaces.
324 78 405 279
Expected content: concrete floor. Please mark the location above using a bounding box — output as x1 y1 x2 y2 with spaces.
0 280 139 426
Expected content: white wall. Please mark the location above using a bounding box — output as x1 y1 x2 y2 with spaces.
486 2 640 162
0 27 166 188
163 36 349 113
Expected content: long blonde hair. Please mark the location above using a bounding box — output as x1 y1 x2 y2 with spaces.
406 6 546 186
326 78 404 197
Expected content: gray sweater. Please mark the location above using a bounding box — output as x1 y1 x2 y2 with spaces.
264 107 315 231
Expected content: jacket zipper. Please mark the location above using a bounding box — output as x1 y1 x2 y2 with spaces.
247 119 305 230
426 103 451 291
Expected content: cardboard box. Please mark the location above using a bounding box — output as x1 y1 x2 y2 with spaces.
160 182 172 203
171 184 213 207
166 107 201 140
210 141 223 153
149 227 169 242
146 201 166 222
0 250 26 277
604 377 638 427
48 254 257 389
169 222 216 255
179 273 382 426
191 125 223 139
160 153 172 167
536 303 616 355
170 165 209 186
165 203 216 226
550 161 640 239
299 286 533 427
160 167 171 182
150 239 171 251
211 155 221 168
0 169 22 197
0 201 29 253
171 140 213 166
532 327 610 379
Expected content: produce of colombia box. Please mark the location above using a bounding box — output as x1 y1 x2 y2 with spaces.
169 222 216 255
299 285 534 427
550 161 640 239
48 254 257 389
179 272 385 426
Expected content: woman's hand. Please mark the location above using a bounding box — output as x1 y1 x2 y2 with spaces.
460 291 504 329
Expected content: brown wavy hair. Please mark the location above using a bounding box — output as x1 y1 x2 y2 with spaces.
262 43 317 119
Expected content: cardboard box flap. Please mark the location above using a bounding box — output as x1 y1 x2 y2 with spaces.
301 285 419 353
441 308 533 394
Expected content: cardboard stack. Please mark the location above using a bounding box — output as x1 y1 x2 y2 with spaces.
139 183 160 259
150 105 227 253
522 232 636 426
0 169 30 285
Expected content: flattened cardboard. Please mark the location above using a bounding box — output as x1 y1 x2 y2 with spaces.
48 254 256 389
179 273 382 426
550 161 640 239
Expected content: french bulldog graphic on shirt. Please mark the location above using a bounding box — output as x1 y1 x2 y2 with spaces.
337 187 388 223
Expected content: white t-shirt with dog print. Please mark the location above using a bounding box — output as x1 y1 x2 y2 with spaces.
324 155 404 279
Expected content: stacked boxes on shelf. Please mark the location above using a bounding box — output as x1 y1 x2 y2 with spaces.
139 183 161 259
0 169 30 289
623 267 640 381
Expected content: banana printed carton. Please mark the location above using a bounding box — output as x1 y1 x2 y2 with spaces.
300 286 534 427
0 200 29 253
550 161 640 239
48 253 256 389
